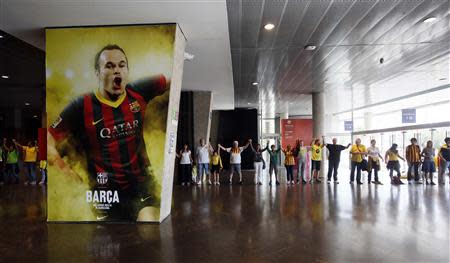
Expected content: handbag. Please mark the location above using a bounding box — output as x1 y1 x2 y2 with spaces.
360 159 368 171
357 145 368 171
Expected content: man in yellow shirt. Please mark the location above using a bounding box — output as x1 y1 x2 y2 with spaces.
310 138 325 183
13 139 38 185
349 138 367 185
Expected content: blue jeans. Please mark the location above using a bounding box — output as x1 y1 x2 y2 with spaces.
6 163 19 184
40 169 47 183
438 161 450 184
25 162 36 183
197 163 209 183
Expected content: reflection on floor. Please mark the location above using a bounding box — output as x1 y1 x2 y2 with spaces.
0 172 449 262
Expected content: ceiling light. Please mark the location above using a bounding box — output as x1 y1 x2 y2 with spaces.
1 75 9 79
0 35 3 38
264 23 275 30
247 102 251 105
304 45 316 51
33 115 38 118
25 102 30 106
423 17 437 23
252 82 258 85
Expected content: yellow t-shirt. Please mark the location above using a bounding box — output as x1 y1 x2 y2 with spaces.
39 160 48 169
211 155 223 168
350 144 366 163
23 146 38 162
311 145 323 161
387 151 399 161
284 150 295 165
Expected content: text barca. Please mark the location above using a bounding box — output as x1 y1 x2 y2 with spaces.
86 190 120 203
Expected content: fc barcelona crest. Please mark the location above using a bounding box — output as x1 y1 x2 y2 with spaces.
129 101 141 113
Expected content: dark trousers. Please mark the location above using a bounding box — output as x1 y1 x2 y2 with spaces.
327 160 340 181
350 161 362 183
180 164 191 184
286 165 294 182
368 168 378 182
389 167 401 178
407 162 420 181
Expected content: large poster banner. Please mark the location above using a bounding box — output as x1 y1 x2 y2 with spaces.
46 24 185 222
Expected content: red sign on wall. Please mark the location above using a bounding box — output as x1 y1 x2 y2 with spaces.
281 119 313 148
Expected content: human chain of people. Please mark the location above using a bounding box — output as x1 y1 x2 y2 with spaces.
176 137 450 187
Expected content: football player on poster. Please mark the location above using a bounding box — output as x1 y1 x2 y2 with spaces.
48 44 168 221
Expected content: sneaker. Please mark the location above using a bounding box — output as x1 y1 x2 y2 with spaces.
30 181 37 185
349 181 354 184
357 181 363 185
208 180 212 185
375 181 383 185
398 180 405 185
302 180 307 184
229 180 233 185
181 182 185 186
368 181 371 184
276 181 280 185
334 181 339 184
309 180 313 184
430 181 436 185
327 180 331 184
197 182 202 185
24 181 29 185
425 181 429 185
239 181 243 185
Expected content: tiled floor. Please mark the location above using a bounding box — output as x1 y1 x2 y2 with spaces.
0 172 449 262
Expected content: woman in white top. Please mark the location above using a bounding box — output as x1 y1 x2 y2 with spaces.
367 139 384 184
219 139 251 185
176 144 193 186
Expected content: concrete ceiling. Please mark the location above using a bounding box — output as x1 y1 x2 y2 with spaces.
227 0 450 117
0 0 235 110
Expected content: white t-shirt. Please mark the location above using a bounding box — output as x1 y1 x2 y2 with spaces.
196 146 210 164
367 146 380 161
180 151 191 164
226 147 244 164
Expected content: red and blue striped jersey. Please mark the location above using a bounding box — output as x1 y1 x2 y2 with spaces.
49 75 167 190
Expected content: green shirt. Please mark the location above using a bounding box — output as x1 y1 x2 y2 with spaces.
267 148 281 164
6 150 18 164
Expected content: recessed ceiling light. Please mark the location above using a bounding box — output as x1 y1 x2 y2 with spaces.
264 23 275 30
247 102 251 105
1 75 9 79
423 17 437 23
33 115 38 118
25 102 30 106
0 35 3 39
304 45 316 51
252 82 258 85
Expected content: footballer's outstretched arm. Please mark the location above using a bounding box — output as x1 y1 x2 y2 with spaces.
47 130 83 183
